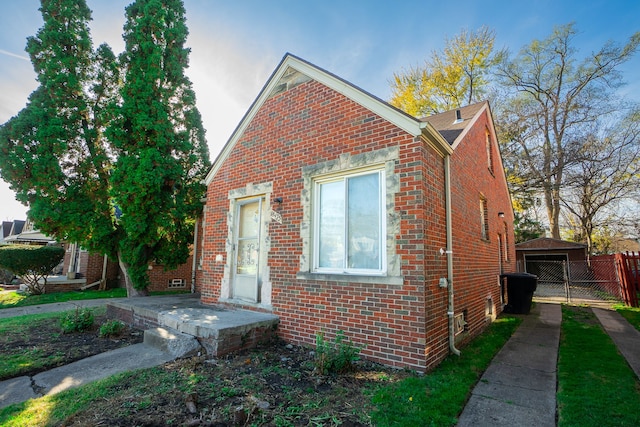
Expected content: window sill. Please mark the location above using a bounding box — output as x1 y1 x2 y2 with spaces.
296 272 403 285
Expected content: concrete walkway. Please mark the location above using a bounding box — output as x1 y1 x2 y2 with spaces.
0 343 174 409
0 297 174 409
0 297 130 319
457 303 561 427
592 307 640 379
457 303 640 426
2 297 640 419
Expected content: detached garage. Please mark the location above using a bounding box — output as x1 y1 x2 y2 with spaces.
516 237 587 282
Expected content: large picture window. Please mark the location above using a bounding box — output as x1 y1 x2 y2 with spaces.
314 170 384 274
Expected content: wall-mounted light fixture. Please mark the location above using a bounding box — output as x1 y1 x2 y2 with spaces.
274 197 283 204
498 212 505 218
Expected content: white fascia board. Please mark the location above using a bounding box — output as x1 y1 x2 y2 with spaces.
420 121 454 156
450 101 489 150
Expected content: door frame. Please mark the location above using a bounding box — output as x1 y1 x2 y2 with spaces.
220 182 274 308
231 197 264 303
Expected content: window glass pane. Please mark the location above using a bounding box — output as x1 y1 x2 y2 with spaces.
237 201 261 275
239 201 260 238
347 173 380 269
236 239 258 275
318 181 344 268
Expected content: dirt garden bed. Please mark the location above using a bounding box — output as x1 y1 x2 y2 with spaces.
2 311 413 426
0 310 143 381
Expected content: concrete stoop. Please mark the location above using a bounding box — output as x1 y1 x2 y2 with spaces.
107 295 280 358
143 327 202 358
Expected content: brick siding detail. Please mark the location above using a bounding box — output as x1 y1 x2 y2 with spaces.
61 242 198 293
199 78 515 372
449 113 516 343
106 304 160 330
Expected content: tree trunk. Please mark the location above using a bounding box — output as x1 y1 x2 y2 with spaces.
117 250 149 297
543 186 562 239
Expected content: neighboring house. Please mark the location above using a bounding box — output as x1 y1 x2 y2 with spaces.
197 54 515 371
61 244 196 293
1 221 14 243
1 220 26 244
0 218 195 292
2 220 55 246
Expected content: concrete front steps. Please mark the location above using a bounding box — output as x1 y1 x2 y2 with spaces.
107 294 279 358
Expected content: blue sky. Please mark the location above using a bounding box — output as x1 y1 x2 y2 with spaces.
1 0 639 221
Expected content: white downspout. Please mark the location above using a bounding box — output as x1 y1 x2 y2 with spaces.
191 217 199 294
445 155 461 356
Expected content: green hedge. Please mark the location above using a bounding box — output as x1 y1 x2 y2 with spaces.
0 245 64 294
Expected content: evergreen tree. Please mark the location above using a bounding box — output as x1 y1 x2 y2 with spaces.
0 0 210 296
109 0 210 294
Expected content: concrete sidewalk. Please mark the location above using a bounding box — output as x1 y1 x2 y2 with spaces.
3 297 640 418
0 343 175 409
457 303 640 426
0 297 130 319
0 296 182 410
593 307 640 379
457 303 561 427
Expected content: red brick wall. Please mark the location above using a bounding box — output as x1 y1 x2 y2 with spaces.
199 79 452 371
449 109 516 341
61 244 119 285
61 242 196 293
146 253 194 292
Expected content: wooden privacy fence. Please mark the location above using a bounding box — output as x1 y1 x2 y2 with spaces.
611 251 639 307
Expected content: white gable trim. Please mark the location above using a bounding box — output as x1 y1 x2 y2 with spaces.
450 101 489 150
205 54 449 185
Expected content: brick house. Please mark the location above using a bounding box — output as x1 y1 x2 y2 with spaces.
60 243 196 293
197 54 515 371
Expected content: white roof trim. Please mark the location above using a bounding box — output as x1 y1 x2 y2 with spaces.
450 101 489 150
205 54 449 185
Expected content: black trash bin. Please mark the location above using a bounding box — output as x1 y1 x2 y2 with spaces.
501 272 537 314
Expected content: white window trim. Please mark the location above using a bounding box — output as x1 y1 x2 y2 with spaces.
312 167 387 275
297 147 402 285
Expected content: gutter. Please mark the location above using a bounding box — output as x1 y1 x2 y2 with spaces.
444 155 461 356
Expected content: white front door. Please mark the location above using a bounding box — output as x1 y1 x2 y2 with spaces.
232 198 264 302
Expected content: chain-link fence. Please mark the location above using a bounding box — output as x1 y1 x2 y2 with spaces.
519 259 624 305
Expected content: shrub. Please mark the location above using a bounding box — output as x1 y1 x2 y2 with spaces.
99 319 125 338
60 308 95 334
0 245 64 295
314 330 363 375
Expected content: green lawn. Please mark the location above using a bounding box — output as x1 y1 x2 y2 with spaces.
614 303 640 332
557 305 640 426
2 299 639 426
0 314 523 427
0 288 190 309
0 308 106 380
370 316 522 426
0 289 127 309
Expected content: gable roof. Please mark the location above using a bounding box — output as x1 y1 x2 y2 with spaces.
515 237 587 251
421 101 490 148
204 53 453 185
9 220 25 236
1 222 12 239
3 230 56 245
